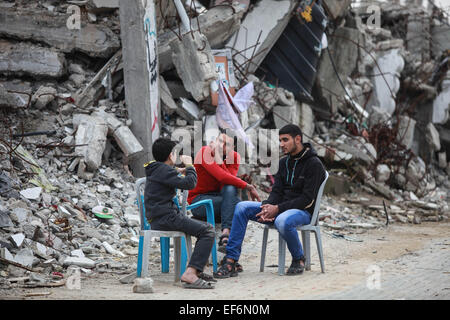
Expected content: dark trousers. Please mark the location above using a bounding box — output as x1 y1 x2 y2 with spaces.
190 185 241 230
151 213 215 272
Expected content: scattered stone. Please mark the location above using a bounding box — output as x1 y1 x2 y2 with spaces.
132 277 154 293
63 256 96 269
19 187 42 200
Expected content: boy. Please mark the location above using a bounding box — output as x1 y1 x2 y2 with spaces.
144 138 216 289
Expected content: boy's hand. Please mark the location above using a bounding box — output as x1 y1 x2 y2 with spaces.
180 155 193 166
176 167 186 175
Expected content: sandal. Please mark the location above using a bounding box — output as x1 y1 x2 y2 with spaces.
182 278 215 289
198 272 217 283
213 259 238 279
286 257 305 276
220 256 243 273
218 234 229 253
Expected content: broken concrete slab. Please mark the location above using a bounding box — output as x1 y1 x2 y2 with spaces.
322 0 352 20
0 84 28 109
19 187 42 201
171 31 217 102
74 114 108 171
432 71 450 125
406 13 430 62
63 256 96 269
177 98 201 124
369 48 404 116
0 40 66 78
14 248 36 268
431 20 450 58
159 76 178 115
425 122 441 151
316 27 363 114
225 0 295 75
0 8 120 58
9 233 25 248
397 115 416 150
92 111 144 160
0 210 13 228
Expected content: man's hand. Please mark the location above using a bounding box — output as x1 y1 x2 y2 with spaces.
246 184 261 202
256 204 278 222
180 155 193 166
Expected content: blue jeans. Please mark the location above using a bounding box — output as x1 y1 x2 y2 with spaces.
190 185 241 230
226 201 311 261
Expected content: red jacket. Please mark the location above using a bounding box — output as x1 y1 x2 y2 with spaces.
187 146 247 204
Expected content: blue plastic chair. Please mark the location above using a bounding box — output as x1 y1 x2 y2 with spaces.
135 177 217 281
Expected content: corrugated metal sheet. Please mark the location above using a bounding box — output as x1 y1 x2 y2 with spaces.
256 1 328 102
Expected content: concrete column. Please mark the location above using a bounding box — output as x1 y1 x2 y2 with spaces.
119 0 160 177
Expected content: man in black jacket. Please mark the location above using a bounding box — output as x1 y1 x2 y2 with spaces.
144 138 216 289
214 124 326 278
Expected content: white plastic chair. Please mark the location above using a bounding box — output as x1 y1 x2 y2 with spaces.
260 171 329 275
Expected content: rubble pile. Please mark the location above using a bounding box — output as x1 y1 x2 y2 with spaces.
0 0 449 290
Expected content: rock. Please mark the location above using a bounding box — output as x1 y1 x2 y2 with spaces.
0 210 13 228
132 277 154 293
396 115 416 150
74 114 108 171
376 164 391 183
10 208 31 224
119 272 137 284
19 187 42 200
0 84 28 109
102 241 126 257
63 256 96 269
171 31 217 102
32 86 57 109
9 233 25 248
438 152 447 169
177 98 200 124
14 248 36 267
426 123 441 151
0 40 66 78
69 74 85 87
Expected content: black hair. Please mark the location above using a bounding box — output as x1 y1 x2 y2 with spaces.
279 124 303 141
152 138 177 162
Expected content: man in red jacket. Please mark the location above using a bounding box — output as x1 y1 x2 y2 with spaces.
188 132 260 253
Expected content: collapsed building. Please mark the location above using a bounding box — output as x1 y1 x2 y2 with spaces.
0 0 449 290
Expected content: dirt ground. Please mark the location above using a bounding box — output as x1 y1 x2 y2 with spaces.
1 220 449 300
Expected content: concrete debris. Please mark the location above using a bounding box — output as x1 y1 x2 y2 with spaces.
0 8 120 58
171 31 217 103
0 40 66 78
0 0 449 290
132 277 154 293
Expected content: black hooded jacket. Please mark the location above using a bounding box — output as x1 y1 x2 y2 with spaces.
262 143 326 216
144 161 197 222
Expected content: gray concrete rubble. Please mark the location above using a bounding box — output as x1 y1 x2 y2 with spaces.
0 40 66 78
0 8 120 58
1 0 450 293
171 31 217 103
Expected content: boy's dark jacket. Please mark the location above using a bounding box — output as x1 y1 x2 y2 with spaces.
144 161 197 222
262 143 326 216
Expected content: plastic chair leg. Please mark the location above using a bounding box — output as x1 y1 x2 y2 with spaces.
136 234 144 277
315 229 325 273
278 233 286 275
160 237 170 273
174 237 181 282
260 226 269 272
180 237 188 276
205 203 218 272
140 231 151 278
304 231 311 271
